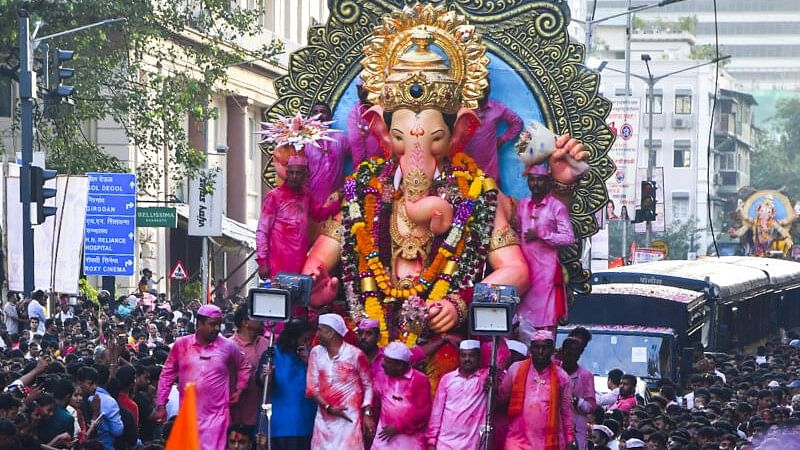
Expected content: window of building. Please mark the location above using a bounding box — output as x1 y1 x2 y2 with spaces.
0 76 11 118
645 93 663 114
719 152 736 171
673 142 691 168
671 194 690 223
675 94 692 114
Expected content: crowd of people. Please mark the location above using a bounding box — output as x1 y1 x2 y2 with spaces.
0 286 799 450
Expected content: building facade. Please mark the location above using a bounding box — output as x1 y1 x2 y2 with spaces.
1 1 330 299
598 58 756 255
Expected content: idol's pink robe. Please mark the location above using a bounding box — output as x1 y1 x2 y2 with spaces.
426 368 489 450
347 100 382 167
306 341 374 450
499 362 575 450
255 184 339 276
305 132 349 209
568 365 597 450
371 367 432 450
156 334 251 450
516 195 575 328
463 99 523 180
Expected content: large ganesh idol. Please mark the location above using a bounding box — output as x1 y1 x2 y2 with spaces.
301 4 588 346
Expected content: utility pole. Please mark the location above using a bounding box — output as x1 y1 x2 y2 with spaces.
603 55 731 246
201 101 210 304
18 11 35 295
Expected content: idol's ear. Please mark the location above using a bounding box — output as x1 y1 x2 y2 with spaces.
449 107 480 156
363 105 392 158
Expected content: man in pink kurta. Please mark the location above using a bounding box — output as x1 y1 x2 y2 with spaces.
229 306 270 426
155 305 251 450
347 81 382 167
561 337 597 450
516 164 575 328
305 102 349 209
306 314 376 450
256 158 339 280
463 87 523 181
371 342 432 450
427 340 489 450
499 330 577 450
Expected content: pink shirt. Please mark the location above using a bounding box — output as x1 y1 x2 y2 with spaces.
499 362 575 450
347 100 382 167
567 365 597 450
609 394 637 413
256 184 339 275
307 342 374 450
516 195 575 328
156 334 251 450
463 99 523 180
230 333 270 426
426 368 489 450
305 133 349 208
371 367 432 450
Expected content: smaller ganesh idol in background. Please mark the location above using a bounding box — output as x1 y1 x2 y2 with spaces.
255 114 341 281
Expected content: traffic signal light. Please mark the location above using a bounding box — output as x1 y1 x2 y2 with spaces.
55 49 74 100
637 180 657 222
30 166 57 225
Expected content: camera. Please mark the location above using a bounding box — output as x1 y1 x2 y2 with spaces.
248 273 312 322
469 283 520 336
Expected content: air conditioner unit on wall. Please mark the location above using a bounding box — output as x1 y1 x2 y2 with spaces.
672 116 692 129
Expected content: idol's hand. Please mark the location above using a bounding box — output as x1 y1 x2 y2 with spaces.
307 261 339 307
548 134 589 185
427 300 457 333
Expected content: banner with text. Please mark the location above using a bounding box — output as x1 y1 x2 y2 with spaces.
605 97 641 222
188 169 223 237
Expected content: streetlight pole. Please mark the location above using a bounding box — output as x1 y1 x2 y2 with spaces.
604 54 731 246
16 12 126 296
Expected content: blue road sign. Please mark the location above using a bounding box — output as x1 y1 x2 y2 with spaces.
83 173 136 276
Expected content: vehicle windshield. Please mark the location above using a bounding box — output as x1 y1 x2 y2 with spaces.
557 331 672 380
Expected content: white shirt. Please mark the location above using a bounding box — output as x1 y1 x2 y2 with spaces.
597 387 620 409
27 301 46 334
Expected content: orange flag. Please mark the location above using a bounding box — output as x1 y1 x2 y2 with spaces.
165 383 200 450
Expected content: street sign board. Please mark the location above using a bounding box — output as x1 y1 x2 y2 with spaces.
169 260 188 280
83 173 136 276
632 248 666 265
137 207 177 228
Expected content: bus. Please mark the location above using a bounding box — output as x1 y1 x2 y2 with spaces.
560 257 800 390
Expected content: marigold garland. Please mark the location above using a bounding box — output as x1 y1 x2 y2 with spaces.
342 154 497 347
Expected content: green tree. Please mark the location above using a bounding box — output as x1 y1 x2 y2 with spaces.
751 96 800 198
608 218 702 261
0 0 282 195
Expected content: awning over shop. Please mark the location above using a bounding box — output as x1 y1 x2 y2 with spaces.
174 204 256 251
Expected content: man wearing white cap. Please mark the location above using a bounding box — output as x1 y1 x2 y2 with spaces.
426 340 488 450
624 438 645 449
590 425 613 449
499 329 577 450
371 342 432 450
307 313 376 450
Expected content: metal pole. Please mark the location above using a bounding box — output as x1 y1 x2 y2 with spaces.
258 322 276 450
201 101 210 303
622 0 632 261
478 335 499 450
18 11 35 296
646 77 655 246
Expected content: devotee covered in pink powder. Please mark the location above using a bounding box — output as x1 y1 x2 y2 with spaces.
426 339 489 450
304 102 350 210
347 79 382 167
561 336 597 450
358 318 385 381
306 313 376 450
256 151 340 280
463 83 523 181
498 330 577 450
515 163 575 329
371 342 432 450
154 304 252 450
